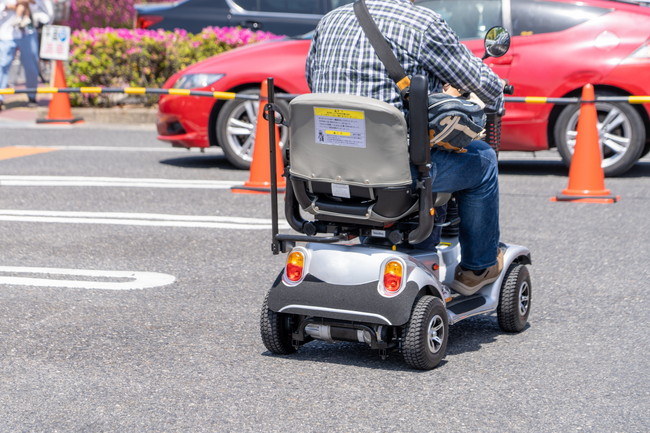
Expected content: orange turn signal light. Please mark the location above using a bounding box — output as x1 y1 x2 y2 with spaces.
286 251 305 282
383 260 403 292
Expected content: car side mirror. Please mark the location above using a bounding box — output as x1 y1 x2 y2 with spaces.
483 26 511 59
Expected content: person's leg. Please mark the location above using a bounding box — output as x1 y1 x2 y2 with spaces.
17 32 39 102
0 40 19 106
428 140 500 270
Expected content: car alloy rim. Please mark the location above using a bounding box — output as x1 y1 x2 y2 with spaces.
225 100 287 163
565 102 632 169
518 281 530 316
427 314 444 354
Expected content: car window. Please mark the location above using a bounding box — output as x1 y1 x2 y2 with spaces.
327 0 356 10
259 0 322 14
511 0 610 36
415 0 502 40
232 0 257 10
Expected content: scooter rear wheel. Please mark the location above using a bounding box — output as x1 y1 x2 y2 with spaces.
497 264 531 332
260 292 297 354
402 296 448 370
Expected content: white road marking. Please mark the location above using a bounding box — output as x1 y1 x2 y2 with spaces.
0 266 175 290
11 145 194 152
0 210 290 229
0 175 240 189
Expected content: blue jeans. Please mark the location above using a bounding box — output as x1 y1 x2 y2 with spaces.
415 140 500 271
0 30 40 103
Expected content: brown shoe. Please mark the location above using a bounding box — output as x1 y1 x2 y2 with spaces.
450 249 504 296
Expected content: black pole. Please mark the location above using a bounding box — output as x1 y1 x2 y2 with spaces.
267 77 281 255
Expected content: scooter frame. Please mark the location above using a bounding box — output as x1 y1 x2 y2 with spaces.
260 74 532 369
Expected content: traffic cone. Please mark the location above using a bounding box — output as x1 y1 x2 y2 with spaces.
231 80 285 194
551 84 619 203
37 60 83 124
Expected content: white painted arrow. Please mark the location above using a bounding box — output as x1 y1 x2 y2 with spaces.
0 266 176 290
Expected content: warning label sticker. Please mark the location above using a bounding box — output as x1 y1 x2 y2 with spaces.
314 107 366 148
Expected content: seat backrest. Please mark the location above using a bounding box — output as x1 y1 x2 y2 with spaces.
289 93 412 189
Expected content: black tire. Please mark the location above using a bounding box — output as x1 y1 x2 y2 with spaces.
554 92 646 177
215 88 289 169
260 291 296 355
497 264 531 333
402 296 448 370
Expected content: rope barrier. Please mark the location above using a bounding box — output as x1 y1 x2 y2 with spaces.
1 87 650 104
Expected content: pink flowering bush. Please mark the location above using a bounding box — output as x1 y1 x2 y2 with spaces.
69 0 135 29
68 26 284 106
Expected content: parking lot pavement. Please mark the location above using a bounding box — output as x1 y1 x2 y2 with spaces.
0 125 649 432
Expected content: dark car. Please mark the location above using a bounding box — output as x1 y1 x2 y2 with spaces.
135 0 355 35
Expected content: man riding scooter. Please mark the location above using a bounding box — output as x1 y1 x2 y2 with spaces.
306 0 506 296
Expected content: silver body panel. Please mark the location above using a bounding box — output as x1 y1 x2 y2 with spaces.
269 239 531 327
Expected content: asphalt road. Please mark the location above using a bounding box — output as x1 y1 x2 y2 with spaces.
1 122 649 432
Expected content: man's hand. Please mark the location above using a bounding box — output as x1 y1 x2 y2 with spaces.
442 84 462 97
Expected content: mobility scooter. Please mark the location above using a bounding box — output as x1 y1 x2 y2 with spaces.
260 27 531 370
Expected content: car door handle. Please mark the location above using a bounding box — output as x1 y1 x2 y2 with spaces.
491 54 514 66
240 20 261 30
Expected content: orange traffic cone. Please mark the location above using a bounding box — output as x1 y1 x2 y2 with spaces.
37 60 83 125
231 80 285 194
551 84 619 203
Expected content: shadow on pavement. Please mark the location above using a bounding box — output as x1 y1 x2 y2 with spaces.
498 159 568 177
260 315 507 372
159 154 240 171
499 159 650 178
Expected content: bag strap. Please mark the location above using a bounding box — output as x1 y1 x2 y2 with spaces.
353 0 411 98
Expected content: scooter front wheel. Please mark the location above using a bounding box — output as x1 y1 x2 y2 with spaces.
402 296 448 370
260 291 297 354
497 264 531 332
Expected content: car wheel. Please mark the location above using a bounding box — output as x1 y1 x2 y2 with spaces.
402 296 448 370
260 291 297 355
497 264 531 333
554 94 646 177
216 88 289 170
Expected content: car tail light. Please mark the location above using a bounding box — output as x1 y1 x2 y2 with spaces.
137 15 163 29
285 251 305 282
381 259 404 295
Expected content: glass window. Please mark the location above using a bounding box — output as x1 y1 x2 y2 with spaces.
259 0 322 14
233 0 258 11
327 0 356 11
511 0 610 36
415 0 502 40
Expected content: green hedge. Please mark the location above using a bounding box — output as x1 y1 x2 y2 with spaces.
67 27 283 107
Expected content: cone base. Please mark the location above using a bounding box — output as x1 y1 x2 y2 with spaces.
36 117 84 125
231 183 286 194
551 192 619 203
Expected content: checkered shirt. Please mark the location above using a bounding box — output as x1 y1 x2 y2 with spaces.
306 0 504 113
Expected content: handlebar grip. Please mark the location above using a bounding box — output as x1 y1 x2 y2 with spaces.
503 84 514 95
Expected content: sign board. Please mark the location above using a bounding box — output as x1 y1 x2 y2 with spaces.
39 25 71 61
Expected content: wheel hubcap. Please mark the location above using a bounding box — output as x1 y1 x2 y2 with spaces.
518 281 530 316
224 100 287 163
565 102 632 169
427 314 444 353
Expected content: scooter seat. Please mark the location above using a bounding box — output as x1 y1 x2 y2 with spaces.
288 93 417 224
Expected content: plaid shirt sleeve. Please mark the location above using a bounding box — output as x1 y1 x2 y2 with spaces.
419 17 504 111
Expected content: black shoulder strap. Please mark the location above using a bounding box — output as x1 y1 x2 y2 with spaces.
353 0 411 96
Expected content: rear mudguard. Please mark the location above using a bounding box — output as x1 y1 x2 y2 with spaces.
266 243 446 327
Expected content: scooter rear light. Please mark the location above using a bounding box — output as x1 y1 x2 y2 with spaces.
286 251 305 282
383 260 403 292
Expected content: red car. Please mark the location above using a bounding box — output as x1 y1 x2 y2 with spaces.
156 0 650 175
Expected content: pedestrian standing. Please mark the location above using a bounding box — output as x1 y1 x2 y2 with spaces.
0 0 51 110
